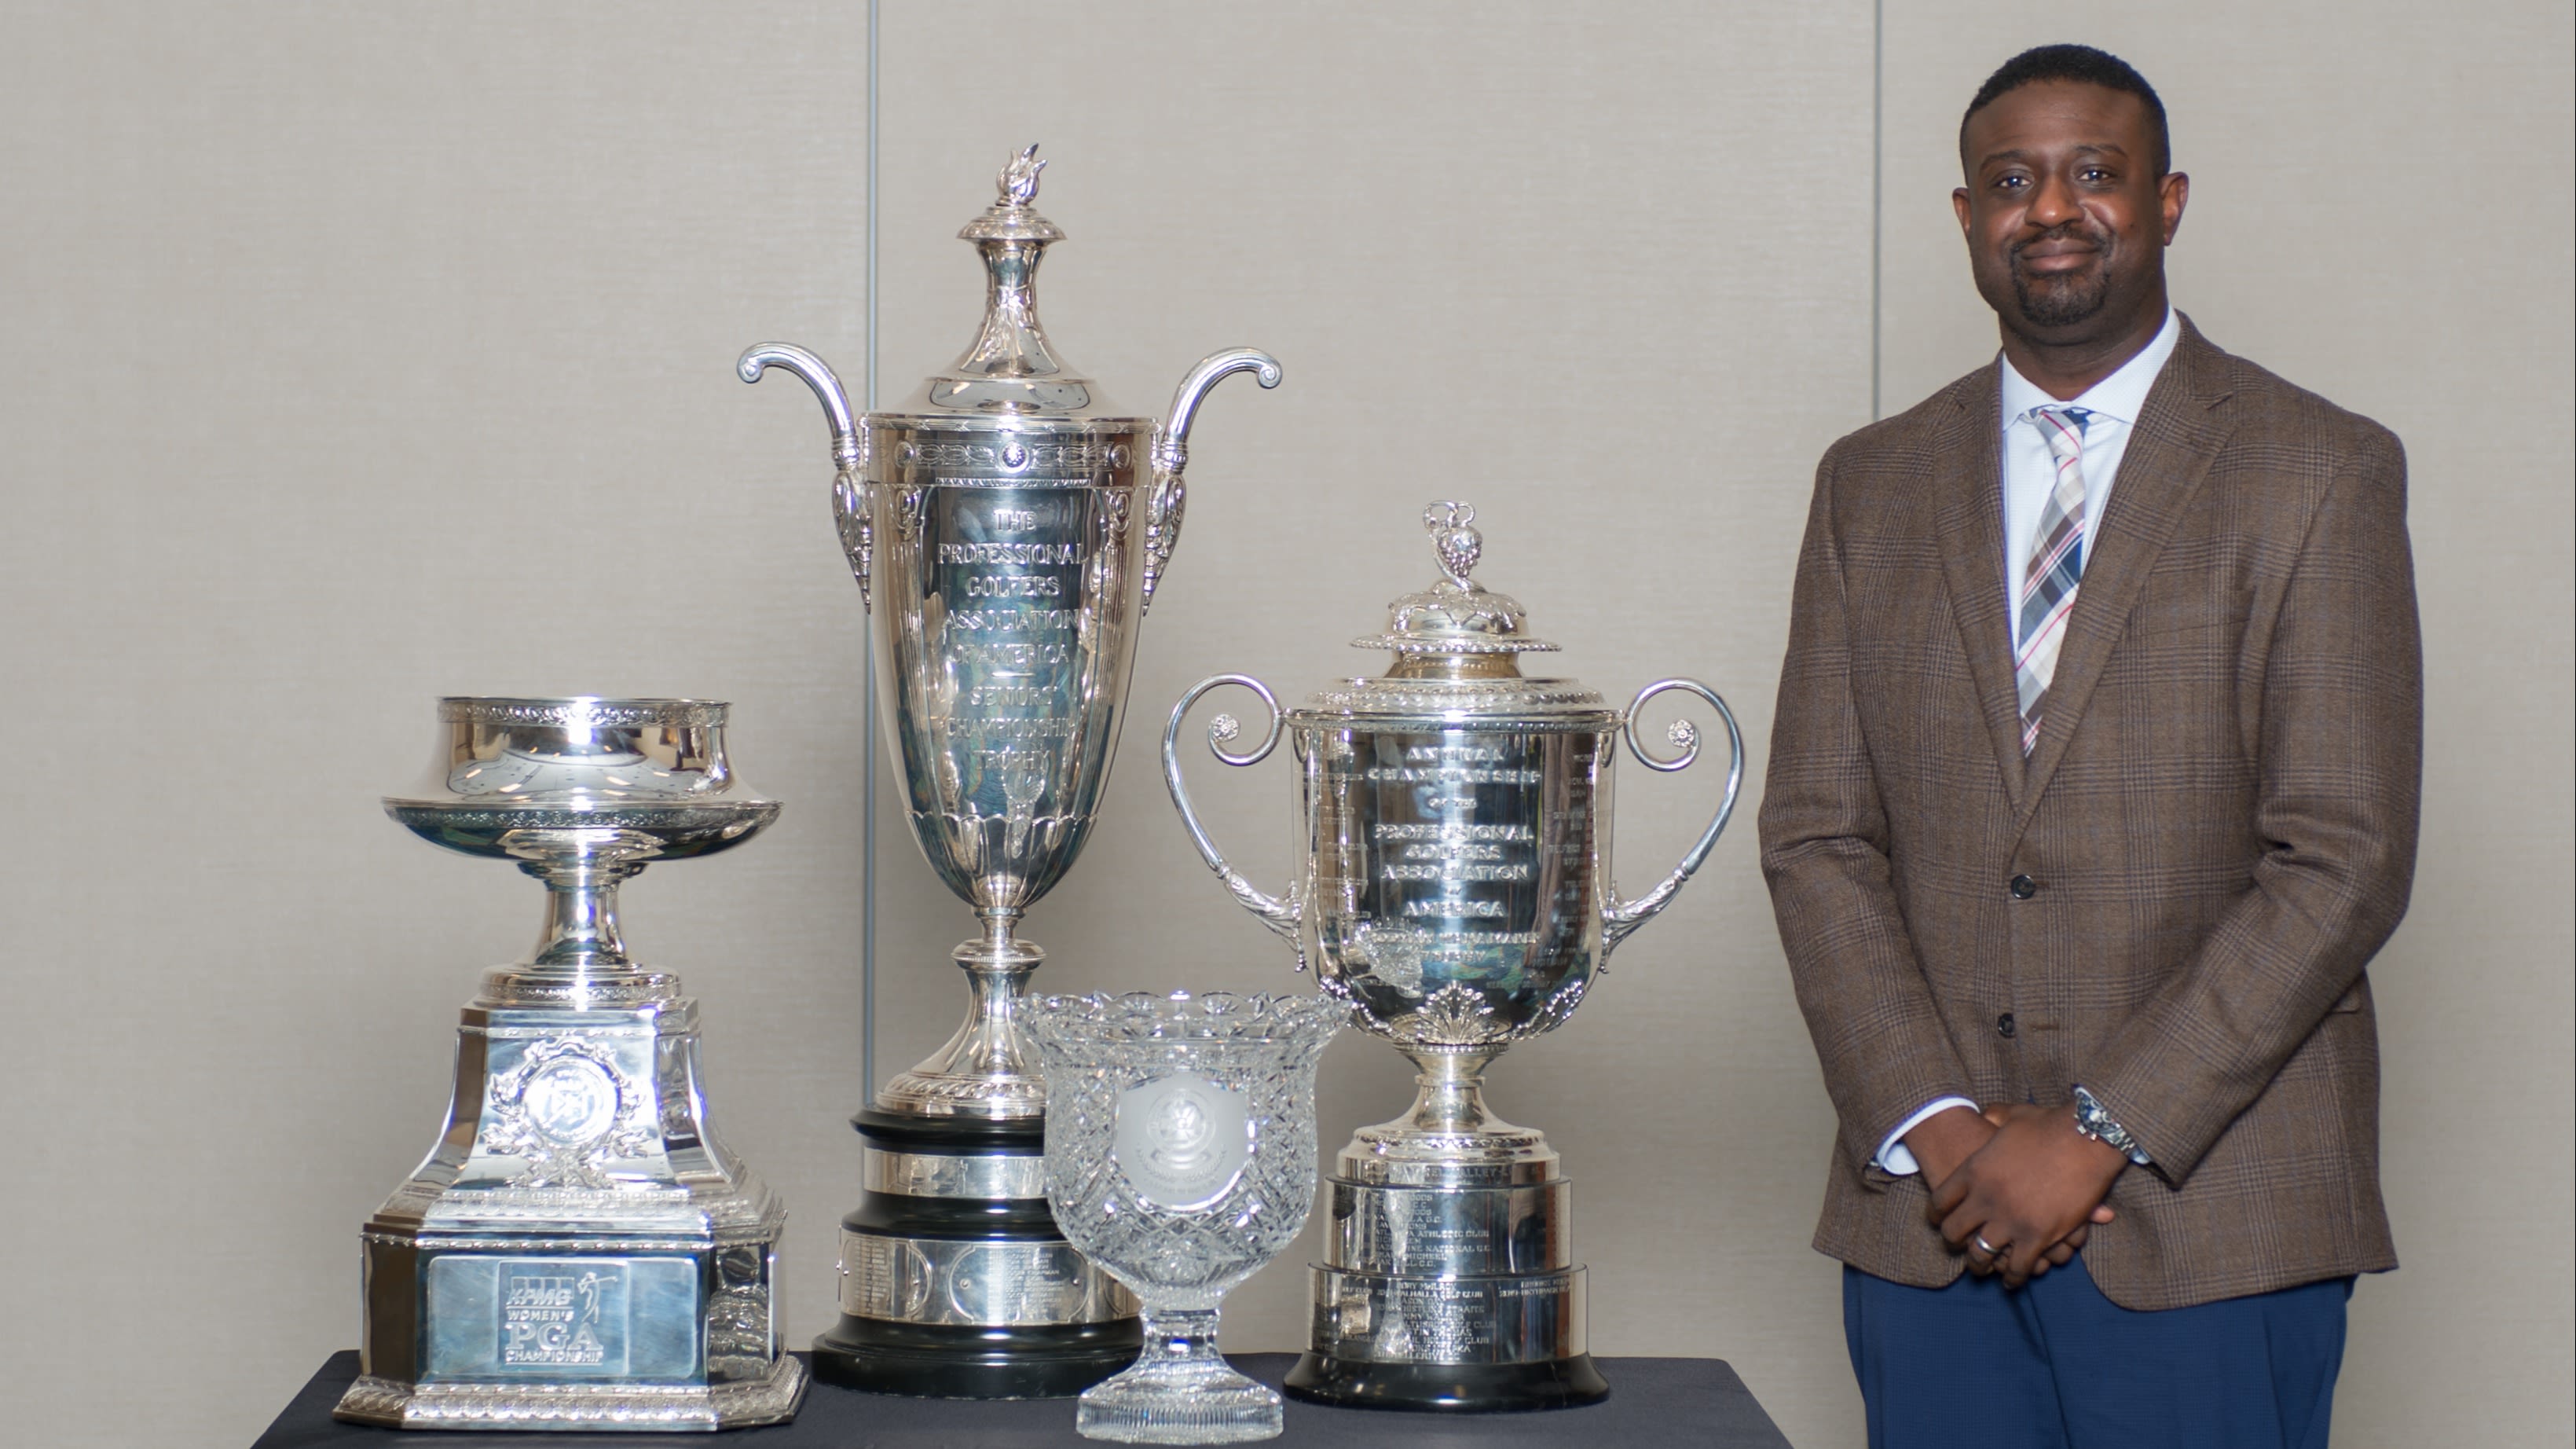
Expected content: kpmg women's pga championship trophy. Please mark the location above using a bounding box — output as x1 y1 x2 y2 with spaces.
339 697 804 1431
741 146 1281 1398
1164 504 1744 1412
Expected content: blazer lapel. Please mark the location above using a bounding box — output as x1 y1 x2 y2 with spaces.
1929 365 2033 809
2014 318 2238 820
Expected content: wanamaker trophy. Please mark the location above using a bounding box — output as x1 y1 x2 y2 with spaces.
740 145 1282 1399
1163 503 1744 1411
339 696 804 1430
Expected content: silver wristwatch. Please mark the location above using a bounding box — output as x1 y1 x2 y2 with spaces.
2071 1084 2153 1166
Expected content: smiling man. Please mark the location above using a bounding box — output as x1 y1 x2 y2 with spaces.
1759 45 2420 1448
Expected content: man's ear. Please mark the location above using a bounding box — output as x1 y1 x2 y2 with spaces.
1952 187 1973 237
2159 171 2190 244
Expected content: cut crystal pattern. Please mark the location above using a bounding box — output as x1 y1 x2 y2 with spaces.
1031 992 1341 1443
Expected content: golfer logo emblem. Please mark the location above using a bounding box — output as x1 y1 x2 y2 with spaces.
1114 1073 1248 1211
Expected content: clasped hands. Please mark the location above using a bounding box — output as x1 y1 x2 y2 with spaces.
1904 1102 2130 1289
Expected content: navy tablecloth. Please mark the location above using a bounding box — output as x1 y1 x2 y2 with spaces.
255 1352 1792 1448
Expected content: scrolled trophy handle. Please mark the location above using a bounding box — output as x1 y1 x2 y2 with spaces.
1163 673 1305 959
738 343 873 610
1140 349 1284 614
1600 678 1747 957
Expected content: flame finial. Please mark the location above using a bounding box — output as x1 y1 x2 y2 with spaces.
1425 501 1482 590
998 143 1046 207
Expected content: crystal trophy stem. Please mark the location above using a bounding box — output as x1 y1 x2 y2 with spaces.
743 145 1279 1399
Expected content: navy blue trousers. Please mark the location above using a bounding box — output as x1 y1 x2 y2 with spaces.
1844 1258 2353 1449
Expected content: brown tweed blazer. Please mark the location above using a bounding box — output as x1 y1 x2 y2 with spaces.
1758 317 2420 1311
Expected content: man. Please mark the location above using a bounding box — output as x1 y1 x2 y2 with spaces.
1759 45 2420 1449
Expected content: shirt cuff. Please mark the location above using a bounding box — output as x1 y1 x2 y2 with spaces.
1875 1096 1980 1176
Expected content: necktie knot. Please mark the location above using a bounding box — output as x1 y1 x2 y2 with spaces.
2028 405 2092 467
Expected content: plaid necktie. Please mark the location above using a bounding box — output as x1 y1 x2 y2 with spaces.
2015 405 2093 754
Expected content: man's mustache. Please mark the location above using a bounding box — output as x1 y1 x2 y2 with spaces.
2010 222 2111 265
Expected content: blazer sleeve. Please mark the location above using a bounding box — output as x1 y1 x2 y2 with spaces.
2090 424 2422 1183
1760 442 1978 1186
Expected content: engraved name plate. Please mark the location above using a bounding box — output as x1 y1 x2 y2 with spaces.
839 1230 1111 1327
421 1254 700 1381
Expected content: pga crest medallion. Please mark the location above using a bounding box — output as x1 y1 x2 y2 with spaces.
1115 1073 1249 1211
478 1036 654 1189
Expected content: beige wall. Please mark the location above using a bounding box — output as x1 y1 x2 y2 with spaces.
0 5 2563 1446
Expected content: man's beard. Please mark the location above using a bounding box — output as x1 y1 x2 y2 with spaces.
2009 227 2112 327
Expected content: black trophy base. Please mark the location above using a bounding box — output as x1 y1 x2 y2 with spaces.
818 1107 1139 1400
812 1315 1142 1401
1282 1352 1610 1412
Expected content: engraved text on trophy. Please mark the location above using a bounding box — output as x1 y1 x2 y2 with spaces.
1319 728 1601 1018
893 483 1131 906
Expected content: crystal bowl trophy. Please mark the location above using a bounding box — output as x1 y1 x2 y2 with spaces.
1029 992 1344 1444
1162 504 1744 1412
740 145 1281 1399
337 697 805 1431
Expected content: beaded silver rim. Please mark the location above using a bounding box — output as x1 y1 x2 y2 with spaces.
437 696 728 728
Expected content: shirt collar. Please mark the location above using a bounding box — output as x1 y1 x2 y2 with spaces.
1997 306 2182 433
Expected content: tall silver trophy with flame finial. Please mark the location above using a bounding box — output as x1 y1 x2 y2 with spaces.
741 146 1281 1399
1164 503 1743 1412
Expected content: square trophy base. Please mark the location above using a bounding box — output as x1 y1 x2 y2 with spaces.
338 989 804 1431
811 1109 1140 1399
334 1343 807 1432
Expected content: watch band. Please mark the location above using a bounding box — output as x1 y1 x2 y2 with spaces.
2071 1084 2153 1166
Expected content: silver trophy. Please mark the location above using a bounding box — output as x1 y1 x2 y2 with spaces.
339 697 804 1431
1163 503 1743 1412
740 145 1281 1399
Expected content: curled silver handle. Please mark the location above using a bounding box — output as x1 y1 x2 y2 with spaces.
1602 678 1746 956
1163 673 1303 958
1141 349 1283 615
739 343 873 610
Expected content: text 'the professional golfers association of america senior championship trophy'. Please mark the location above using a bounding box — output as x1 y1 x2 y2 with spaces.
742 145 1281 1399
1164 503 1742 1412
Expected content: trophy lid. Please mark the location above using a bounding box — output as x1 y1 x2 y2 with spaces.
1294 502 1617 725
896 144 1134 421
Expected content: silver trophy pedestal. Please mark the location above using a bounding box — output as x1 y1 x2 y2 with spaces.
1288 1051 1605 1410
339 698 805 1430
342 985 807 1430
808 1094 1139 1400
810 923 1138 1401
744 145 1275 1399
807 926 1141 1403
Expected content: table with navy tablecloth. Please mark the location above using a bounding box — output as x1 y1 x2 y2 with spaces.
255 1352 1792 1448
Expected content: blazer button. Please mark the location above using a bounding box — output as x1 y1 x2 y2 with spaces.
1997 1012 2017 1039
2009 874 2037 899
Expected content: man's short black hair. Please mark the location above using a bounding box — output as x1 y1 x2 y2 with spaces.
1960 44 2170 177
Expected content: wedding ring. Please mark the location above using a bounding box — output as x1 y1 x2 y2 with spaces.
1974 1234 2006 1256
